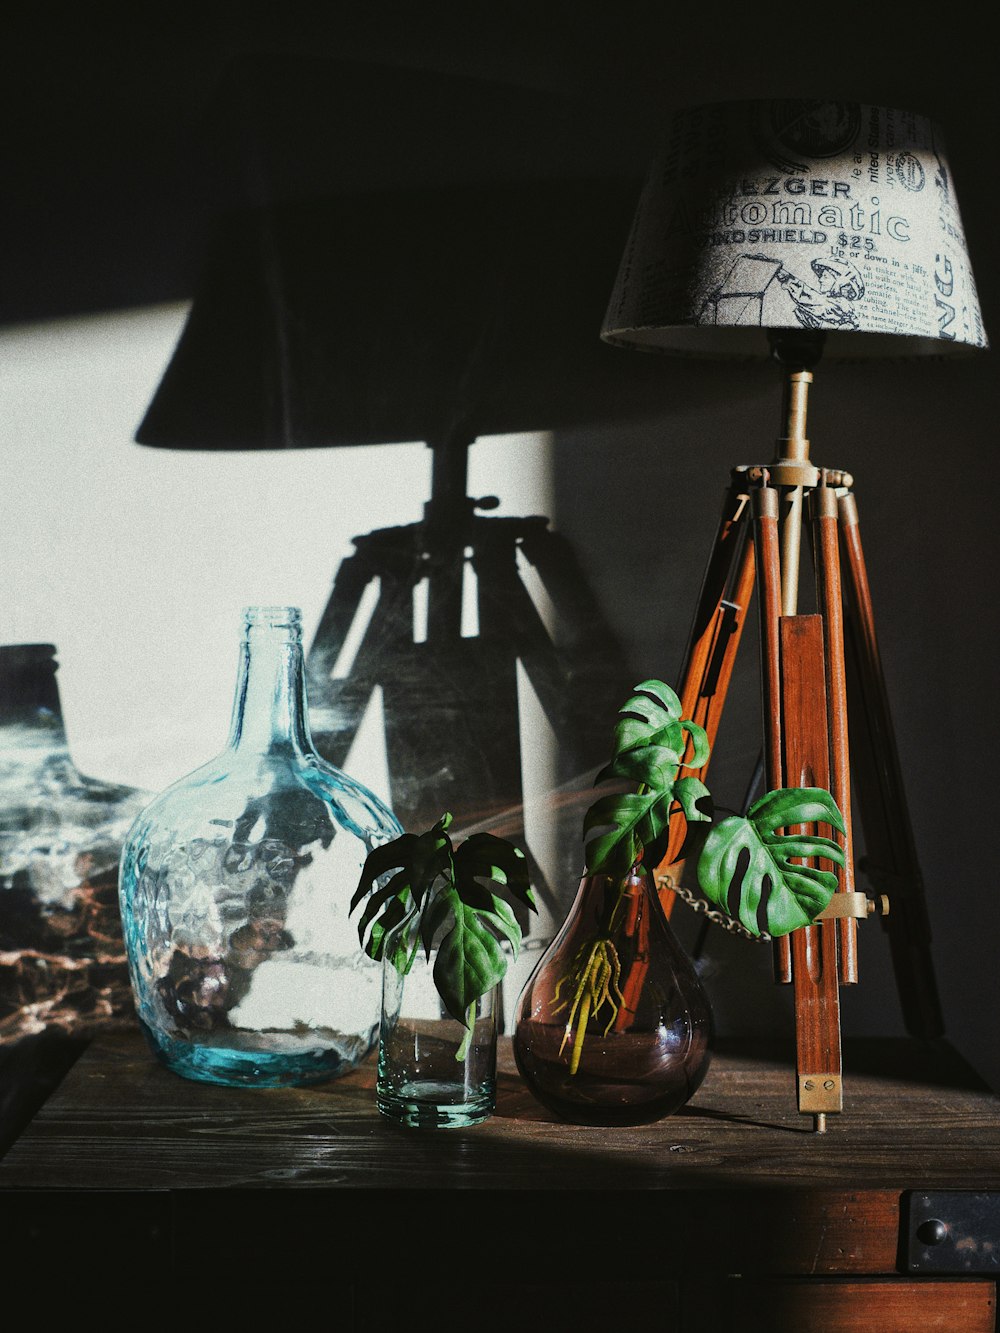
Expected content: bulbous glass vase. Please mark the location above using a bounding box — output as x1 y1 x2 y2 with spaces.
512 863 713 1125
118 607 402 1088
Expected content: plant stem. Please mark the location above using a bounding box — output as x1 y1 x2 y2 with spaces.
455 1001 475 1061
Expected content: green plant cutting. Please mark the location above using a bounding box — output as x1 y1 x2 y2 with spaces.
556 678 846 1073
352 812 535 1054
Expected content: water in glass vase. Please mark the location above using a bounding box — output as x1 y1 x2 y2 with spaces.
377 1019 496 1129
118 606 402 1088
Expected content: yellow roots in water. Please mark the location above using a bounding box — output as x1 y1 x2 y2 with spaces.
552 938 625 1075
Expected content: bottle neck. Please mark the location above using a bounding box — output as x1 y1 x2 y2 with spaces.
226 608 313 756
573 864 655 935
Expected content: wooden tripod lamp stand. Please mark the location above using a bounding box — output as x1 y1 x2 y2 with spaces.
601 99 988 1129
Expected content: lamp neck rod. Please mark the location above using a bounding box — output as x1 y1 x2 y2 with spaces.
778 369 813 463
768 327 824 464
765 329 825 619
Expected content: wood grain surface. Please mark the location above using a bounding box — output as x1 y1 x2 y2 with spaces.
731 1279 997 1333
2 1030 997 1195
2 1031 998 1319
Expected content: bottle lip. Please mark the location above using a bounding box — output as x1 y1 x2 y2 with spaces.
242 606 302 631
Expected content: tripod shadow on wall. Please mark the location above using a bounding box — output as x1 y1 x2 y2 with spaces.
136 180 679 984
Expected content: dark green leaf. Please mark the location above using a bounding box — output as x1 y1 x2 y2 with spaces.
583 679 715 874
376 909 419 973
747 787 845 837
355 869 412 957
482 896 523 954
595 743 685 790
678 719 710 770
627 679 684 719
350 834 420 913
672 776 712 823
351 816 454 958
447 876 498 915
433 901 510 1024
767 834 844 862
613 716 683 757
453 833 533 908
583 791 651 876
419 887 452 959
351 814 535 1019
696 787 846 937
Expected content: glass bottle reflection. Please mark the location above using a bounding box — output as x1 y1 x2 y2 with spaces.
0 643 149 1043
512 862 712 1125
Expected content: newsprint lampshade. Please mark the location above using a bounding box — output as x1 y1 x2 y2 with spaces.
601 99 988 359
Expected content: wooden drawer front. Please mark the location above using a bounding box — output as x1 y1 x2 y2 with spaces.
731 1278 996 1332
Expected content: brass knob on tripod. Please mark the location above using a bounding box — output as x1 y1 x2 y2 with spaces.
821 468 855 491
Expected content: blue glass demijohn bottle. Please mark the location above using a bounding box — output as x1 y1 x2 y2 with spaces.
118 606 402 1087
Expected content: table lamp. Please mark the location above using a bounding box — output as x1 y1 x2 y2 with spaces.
600 98 988 1129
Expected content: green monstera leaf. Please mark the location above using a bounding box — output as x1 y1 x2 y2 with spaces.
696 787 846 937
350 814 454 968
351 813 535 1026
583 679 711 877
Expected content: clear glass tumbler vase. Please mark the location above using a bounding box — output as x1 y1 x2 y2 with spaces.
376 918 498 1129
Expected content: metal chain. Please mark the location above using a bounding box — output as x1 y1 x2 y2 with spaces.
656 872 772 942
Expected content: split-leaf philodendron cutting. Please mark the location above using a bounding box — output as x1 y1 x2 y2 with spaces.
352 813 535 1051
556 678 846 1072
351 679 845 1075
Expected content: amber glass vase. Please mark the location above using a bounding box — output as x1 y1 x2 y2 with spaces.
512 863 713 1125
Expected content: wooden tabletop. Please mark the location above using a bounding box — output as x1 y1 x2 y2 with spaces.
3 1028 998 1194
3 1028 998 1298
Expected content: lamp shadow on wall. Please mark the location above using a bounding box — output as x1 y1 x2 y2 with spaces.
133 180 686 946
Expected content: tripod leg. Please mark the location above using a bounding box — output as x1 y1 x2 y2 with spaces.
656 476 755 912
752 484 791 983
838 494 945 1038
782 615 844 1130
812 484 859 984
754 481 843 1128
